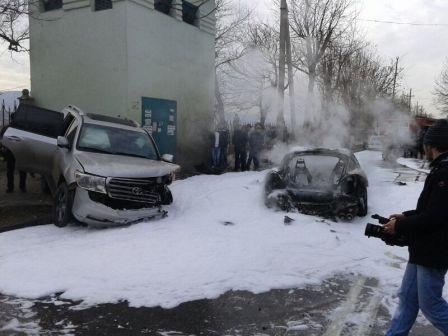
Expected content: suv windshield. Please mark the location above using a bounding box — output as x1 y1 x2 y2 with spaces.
77 123 158 160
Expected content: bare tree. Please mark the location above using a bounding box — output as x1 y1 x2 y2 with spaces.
231 21 280 126
214 0 251 125
434 59 448 114
288 0 355 95
0 0 29 52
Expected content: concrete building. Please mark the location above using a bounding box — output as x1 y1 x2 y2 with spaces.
29 0 216 168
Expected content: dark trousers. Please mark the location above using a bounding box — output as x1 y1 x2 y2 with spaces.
234 147 247 171
220 146 228 167
5 150 26 191
211 147 221 167
247 151 260 170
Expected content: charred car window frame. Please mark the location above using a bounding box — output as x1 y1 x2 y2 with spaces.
266 149 368 220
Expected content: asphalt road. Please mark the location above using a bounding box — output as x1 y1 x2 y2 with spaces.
0 273 441 336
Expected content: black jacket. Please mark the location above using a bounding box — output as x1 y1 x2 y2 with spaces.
233 129 248 150
396 152 448 269
219 130 230 149
248 130 264 152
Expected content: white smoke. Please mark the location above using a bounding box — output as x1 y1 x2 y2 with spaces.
221 47 414 166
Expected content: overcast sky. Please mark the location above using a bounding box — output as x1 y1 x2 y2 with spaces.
0 0 447 115
240 0 448 116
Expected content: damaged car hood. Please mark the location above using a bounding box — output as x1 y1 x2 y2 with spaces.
75 152 179 178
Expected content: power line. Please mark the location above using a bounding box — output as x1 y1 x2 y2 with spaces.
360 18 448 27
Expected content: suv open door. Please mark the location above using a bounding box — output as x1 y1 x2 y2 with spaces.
2 105 65 174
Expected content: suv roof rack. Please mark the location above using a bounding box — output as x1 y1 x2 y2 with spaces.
64 105 85 116
86 113 138 127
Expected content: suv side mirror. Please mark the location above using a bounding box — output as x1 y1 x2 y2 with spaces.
57 136 70 149
162 154 174 163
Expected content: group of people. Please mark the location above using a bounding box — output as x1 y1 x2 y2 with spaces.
211 122 265 171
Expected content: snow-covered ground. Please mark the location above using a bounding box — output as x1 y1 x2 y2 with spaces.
0 151 428 312
397 157 430 174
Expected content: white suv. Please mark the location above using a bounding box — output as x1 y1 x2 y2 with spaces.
1 104 179 227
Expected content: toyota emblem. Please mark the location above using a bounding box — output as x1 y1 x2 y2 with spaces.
132 187 144 196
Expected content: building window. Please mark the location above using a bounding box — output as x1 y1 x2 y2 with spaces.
95 0 112 11
42 0 62 11
154 0 172 15
182 1 198 26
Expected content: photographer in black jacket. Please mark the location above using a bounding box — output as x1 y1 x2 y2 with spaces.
384 119 448 336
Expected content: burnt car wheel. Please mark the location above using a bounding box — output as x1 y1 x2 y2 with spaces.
278 194 294 212
265 171 286 196
53 183 75 227
357 187 368 217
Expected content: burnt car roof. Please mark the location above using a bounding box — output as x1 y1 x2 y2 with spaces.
286 148 353 157
279 148 367 183
265 147 369 219
281 148 354 167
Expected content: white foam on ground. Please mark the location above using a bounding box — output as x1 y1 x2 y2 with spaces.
0 151 427 310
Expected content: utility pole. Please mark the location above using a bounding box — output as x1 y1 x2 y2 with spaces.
392 57 399 100
276 0 288 132
408 88 413 112
285 5 296 138
1 100 4 127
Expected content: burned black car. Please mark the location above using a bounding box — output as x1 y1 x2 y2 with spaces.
265 148 368 220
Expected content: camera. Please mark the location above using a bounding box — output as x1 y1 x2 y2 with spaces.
364 214 409 247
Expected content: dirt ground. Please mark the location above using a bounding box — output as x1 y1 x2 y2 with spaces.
0 157 52 230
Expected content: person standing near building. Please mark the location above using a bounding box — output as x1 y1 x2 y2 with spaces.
247 123 264 171
384 119 448 336
218 124 229 168
0 124 27 193
232 123 248 171
210 127 221 168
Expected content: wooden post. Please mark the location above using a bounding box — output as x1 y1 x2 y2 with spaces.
392 57 399 100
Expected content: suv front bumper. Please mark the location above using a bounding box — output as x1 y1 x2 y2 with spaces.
72 188 167 227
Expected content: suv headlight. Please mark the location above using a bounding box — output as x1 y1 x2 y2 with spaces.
75 172 107 194
156 173 175 185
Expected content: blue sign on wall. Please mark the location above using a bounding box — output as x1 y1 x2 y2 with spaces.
141 97 177 160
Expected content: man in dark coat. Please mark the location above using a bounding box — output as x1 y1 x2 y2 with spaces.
384 119 448 335
247 123 264 170
232 123 248 171
218 126 230 168
0 125 27 193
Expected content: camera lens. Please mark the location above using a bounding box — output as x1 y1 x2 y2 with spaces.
365 223 384 238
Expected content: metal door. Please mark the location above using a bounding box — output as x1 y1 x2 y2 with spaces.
1 127 37 172
141 97 177 160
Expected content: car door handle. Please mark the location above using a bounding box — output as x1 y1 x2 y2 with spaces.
5 136 22 142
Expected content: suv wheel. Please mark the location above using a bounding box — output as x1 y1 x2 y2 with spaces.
53 183 74 227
